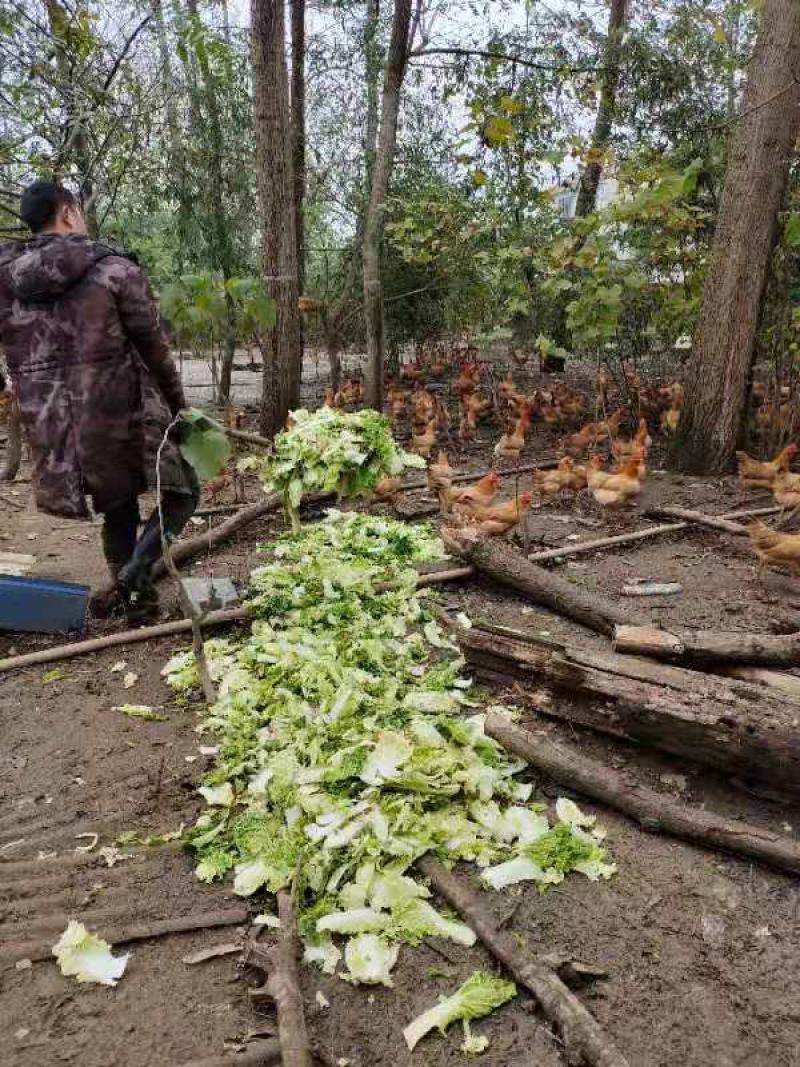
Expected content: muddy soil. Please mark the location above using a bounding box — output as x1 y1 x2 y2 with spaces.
2 372 800 1067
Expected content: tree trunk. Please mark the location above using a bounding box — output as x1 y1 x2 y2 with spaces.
669 0 800 474
290 0 306 295
1 394 22 482
320 0 380 394
152 0 190 271
575 0 627 217
362 0 412 411
251 0 302 435
185 0 238 406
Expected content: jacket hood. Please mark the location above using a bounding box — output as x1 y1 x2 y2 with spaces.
0 235 111 302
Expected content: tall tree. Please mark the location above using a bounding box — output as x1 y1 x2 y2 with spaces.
322 0 381 394
575 0 627 218
670 0 800 474
362 0 412 410
185 0 239 404
251 0 302 435
291 0 306 294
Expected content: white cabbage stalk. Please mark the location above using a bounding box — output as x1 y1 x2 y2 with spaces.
317 908 390 935
480 855 546 891
303 938 341 975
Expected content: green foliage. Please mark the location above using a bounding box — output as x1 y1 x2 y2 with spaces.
178 408 231 481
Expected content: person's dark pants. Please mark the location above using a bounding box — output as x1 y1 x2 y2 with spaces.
101 489 199 594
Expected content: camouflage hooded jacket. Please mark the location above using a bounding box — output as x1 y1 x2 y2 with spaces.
0 234 192 518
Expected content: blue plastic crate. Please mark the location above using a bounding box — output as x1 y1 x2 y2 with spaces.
0 575 90 634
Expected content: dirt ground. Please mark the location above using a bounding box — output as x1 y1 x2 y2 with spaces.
2 364 800 1067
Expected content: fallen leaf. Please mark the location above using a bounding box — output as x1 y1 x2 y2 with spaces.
122 671 138 689
15 959 32 971
99 845 131 868
182 942 241 965
110 661 127 674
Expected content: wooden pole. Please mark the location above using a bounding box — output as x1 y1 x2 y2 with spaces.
529 505 782 564
418 856 630 1067
485 714 800 877
613 623 800 667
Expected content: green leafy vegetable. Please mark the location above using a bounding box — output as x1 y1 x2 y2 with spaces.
403 971 517 1051
178 407 231 481
250 406 424 529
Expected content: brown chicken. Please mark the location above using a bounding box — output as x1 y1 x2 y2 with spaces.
586 452 645 510
612 417 652 460
412 385 435 424
427 449 454 514
455 361 480 398
534 457 587 498
736 444 799 494
494 404 531 458
596 407 626 437
410 418 437 459
449 471 501 511
772 469 800 514
373 476 403 503
464 492 533 537
748 519 800 578
660 405 681 433
561 421 600 456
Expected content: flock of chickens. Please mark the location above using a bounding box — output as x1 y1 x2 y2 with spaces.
376 355 800 579
369 359 681 539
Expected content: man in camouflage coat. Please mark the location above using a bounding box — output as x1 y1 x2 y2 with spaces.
0 181 198 621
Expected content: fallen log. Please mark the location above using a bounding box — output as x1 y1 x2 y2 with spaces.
251 890 313 1067
442 526 646 636
529 522 686 563
418 856 630 1067
225 426 274 449
613 623 800 667
485 714 800 877
458 626 800 795
0 607 249 674
10 908 251 965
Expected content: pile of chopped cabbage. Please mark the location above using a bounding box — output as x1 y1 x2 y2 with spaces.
248 406 425 529
163 510 615 989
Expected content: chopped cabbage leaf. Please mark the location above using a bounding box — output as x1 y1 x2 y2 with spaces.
403 971 516 1051
53 921 130 987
